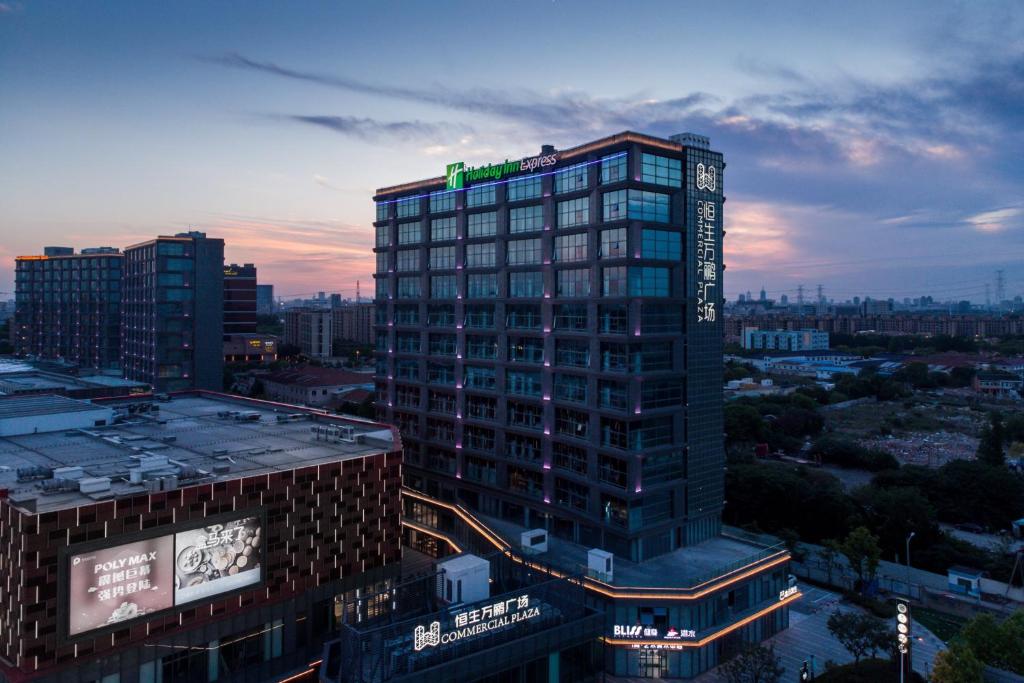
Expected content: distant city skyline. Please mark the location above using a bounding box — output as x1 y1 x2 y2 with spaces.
2 1 1022 302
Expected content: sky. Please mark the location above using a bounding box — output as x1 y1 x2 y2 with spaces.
1 0 1023 304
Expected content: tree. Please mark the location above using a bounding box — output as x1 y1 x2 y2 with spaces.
820 538 844 586
976 411 1006 468
931 642 984 683
960 610 1024 674
716 643 785 683
826 611 890 663
840 527 882 589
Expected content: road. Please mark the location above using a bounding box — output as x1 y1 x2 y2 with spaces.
692 586 945 682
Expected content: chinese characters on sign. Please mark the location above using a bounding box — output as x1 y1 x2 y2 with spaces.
174 517 262 605
68 536 174 636
413 594 540 651
612 624 697 641
696 198 718 324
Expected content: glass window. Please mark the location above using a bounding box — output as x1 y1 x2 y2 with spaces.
601 342 629 372
507 400 543 431
598 455 628 488
556 477 590 511
375 225 390 248
398 222 421 245
465 243 496 268
428 304 455 327
465 304 495 328
428 334 456 355
554 233 588 262
508 465 543 497
602 266 628 296
428 365 456 386
467 211 497 238
641 153 682 187
554 303 587 331
601 153 627 183
555 339 589 368
598 380 629 411
396 196 420 219
396 332 420 353
431 217 456 241
507 433 542 462
508 175 542 201
553 442 587 475
467 273 498 298
600 228 627 258
509 271 543 298
629 267 670 297
464 426 495 453
641 229 681 260
429 246 455 270
464 365 496 390
627 189 670 223
397 277 421 299
557 197 589 228
394 305 418 325
556 268 590 297
509 205 544 234
554 373 587 403
642 379 683 408
466 335 498 360
430 274 456 299
430 189 456 213
509 337 544 363
429 390 456 412
633 341 673 372
375 278 389 300
396 249 419 272
554 162 589 193
555 407 589 440
602 190 627 221
507 238 542 265
506 370 542 397
641 306 682 333
466 184 496 208
506 304 541 329
376 252 388 274
376 203 389 221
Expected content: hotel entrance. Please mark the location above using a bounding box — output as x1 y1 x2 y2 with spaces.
639 650 668 678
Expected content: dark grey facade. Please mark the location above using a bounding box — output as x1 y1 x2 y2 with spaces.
373 131 726 563
122 232 225 391
223 262 258 338
13 247 123 370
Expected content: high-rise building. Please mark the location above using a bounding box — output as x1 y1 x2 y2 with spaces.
223 262 257 338
122 232 224 391
373 132 796 679
374 131 727 560
13 246 123 370
332 303 375 345
256 283 275 314
284 307 333 358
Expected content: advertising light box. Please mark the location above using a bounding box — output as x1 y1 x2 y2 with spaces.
64 513 264 638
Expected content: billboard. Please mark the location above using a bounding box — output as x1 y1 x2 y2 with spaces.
68 536 175 636
65 513 263 638
174 516 262 604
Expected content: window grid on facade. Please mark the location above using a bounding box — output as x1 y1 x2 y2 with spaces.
467 273 498 298
641 153 683 187
466 184 496 208
431 217 456 242
557 198 589 228
510 205 544 234
467 212 497 238
430 246 455 270
507 176 542 201
507 238 542 266
601 153 627 184
465 243 496 268
396 249 419 272
641 229 682 261
554 233 588 263
509 271 543 298
554 163 589 194
430 190 456 213
398 222 421 245
396 196 420 219
556 268 590 298
430 275 456 299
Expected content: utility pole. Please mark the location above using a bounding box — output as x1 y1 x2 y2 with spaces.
996 270 1005 308
797 284 805 319
816 284 824 316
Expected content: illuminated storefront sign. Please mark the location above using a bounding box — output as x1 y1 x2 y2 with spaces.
413 594 539 651
779 585 799 601
696 163 717 192
445 152 559 190
612 625 697 640
67 515 263 637
696 199 718 324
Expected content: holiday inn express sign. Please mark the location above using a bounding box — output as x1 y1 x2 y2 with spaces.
446 152 559 189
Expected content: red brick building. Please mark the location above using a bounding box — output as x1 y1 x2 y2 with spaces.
0 392 401 683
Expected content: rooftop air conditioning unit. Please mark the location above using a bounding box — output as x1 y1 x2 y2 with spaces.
520 529 548 554
588 548 613 582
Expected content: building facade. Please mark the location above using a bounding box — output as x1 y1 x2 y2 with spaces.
373 131 725 563
741 327 829 351
256 284 275 315
284 307 333 358
223 262 257 338
13 247 123 370
0 392 402 683
121 232 224 392
331 303 375 346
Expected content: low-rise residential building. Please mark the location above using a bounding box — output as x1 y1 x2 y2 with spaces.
284 307 333 358
742 327 829 352
262 365 374 407
972 369 1022 399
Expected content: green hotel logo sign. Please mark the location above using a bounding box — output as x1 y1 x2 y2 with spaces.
445 152 558 190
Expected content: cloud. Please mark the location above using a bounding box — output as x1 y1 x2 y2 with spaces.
966 207 1023 234
282 114 465 142
0 2 23 14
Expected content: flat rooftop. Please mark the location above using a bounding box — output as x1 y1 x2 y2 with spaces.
480 514 784 589
0 393 397 514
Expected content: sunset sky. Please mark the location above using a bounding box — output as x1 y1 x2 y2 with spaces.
2 1 1022 303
